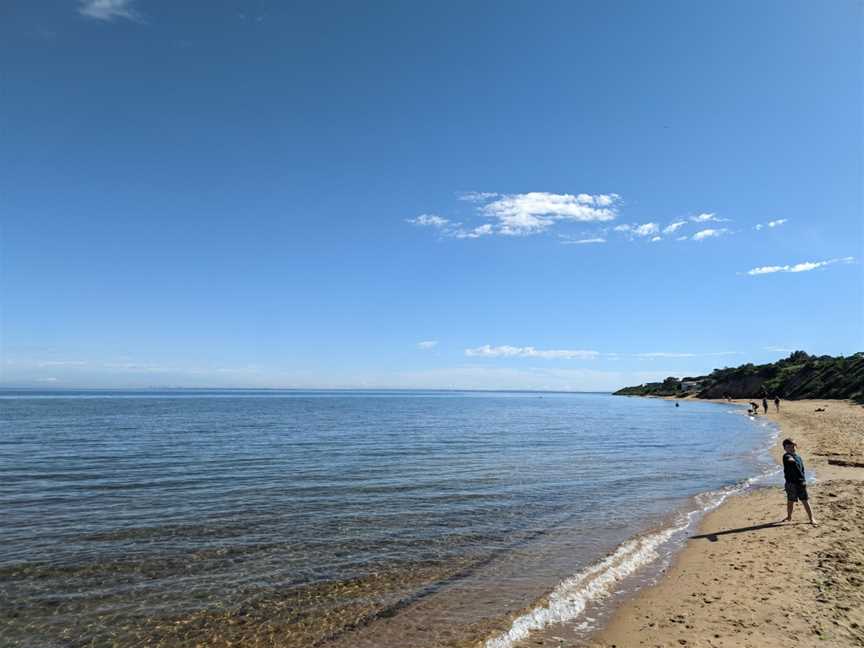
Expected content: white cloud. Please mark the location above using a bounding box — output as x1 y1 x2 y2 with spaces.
36 360 88 367
691 228 730 241
417 340 438 350
458 191 499 202
635 223 660 237
411 191 620 239
561 237 606 245
755 218 788 231
634 351 741 358
765 346 796 353
408 214 493 239
452 224 493 239
408 214 450 228
594 194 616 207
650 235 662 242
746 256 854 276
465 345 601 360
614 222 660 239
79 0 141 21
465 346 742 361
481 192 620 235
663 221 687 234
690 212 728 223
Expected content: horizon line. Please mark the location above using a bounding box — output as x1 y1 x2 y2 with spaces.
0 385 615 395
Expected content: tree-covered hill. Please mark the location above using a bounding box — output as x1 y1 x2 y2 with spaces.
614 351 864 401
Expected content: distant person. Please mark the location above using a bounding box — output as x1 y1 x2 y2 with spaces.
675 402 679 408
774 396 780 412
781 438 816 525
762 397 768 414
749 401 759 415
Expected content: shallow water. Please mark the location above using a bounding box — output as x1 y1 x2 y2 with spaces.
0 390 774 647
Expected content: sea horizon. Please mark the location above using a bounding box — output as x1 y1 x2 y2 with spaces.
0 386 615 395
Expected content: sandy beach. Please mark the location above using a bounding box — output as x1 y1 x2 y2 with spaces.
584 399 864 648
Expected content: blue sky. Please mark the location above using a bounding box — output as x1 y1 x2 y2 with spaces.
2 0 862 390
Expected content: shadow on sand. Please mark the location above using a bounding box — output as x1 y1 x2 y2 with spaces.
690 521 805 542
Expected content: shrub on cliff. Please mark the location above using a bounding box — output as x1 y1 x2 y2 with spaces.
614 351 864 401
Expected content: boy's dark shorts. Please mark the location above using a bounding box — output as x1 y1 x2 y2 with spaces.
785 480 809 502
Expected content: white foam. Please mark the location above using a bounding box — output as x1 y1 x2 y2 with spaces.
486 475 780 648
484 410 783 648
484 522 683 648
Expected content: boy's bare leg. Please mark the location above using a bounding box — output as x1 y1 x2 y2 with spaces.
785 500 794 522
802 500 817 525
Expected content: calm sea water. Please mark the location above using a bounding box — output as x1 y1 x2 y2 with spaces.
0 390 775 648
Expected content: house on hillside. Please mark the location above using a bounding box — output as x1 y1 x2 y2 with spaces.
680 379 703 392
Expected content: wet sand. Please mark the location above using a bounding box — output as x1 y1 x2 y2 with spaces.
585 399 864 648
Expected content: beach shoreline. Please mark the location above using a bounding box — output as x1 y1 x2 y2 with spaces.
582 398 864 648
484 398 864 648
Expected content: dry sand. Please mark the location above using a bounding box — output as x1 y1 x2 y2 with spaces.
584 399 864 648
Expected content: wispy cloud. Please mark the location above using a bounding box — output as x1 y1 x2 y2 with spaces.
453 224 494 239
465 346 741 360
36 360 88 368
458 191 499 203
663 221 687 235
634 351 742 358
79 0 142 22
417 340 438 350
754 218 788 231
765 346 797 354
560 237 606 245
465 345 601 360
690 212 728 223
6 358 263 379
746 256 855 276
691 228 730 241
408 214 450 228
407 214 494 239
613 222 660 238
409 196 742 245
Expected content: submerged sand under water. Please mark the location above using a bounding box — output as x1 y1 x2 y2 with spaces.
0 391 776 648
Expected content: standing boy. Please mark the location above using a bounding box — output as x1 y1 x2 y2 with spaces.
782 438 816 525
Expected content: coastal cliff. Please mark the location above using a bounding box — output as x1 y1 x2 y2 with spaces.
614 351 864 401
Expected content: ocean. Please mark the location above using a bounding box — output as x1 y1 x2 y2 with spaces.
0 390 778 648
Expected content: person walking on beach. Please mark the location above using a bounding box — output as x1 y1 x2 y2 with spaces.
774 396 780 412
762 397 768 414
782 438 816 525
